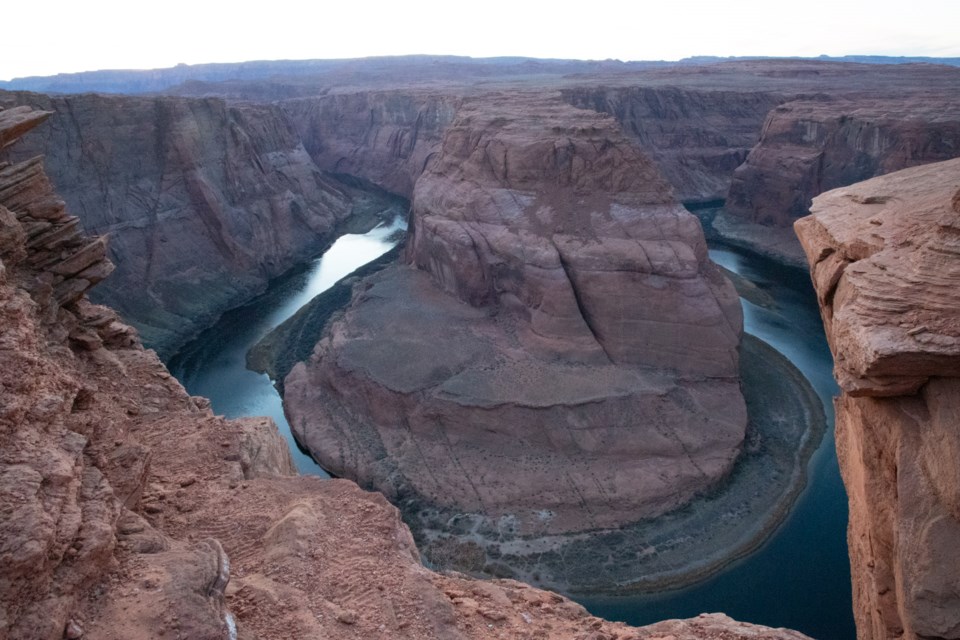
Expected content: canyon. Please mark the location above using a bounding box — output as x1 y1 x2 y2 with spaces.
2 56 960 640
5 60 960 353
0 103 812 640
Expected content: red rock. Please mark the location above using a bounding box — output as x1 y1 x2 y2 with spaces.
1 105 804 640
795 158 960 640
284 94 746 581
728 98 960 228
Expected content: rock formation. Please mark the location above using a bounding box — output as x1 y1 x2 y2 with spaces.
0 91 406 359
281 91 458 198
282 93 747 585
0 102 816 640
795 158 960 640
724 96 960 264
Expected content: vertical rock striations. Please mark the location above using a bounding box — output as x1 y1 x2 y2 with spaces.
795 158 960 640
283 94 747 586
0 91 406 358
281 91 459 199
562 86 783 203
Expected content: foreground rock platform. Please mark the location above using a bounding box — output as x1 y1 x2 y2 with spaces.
796 158 960 640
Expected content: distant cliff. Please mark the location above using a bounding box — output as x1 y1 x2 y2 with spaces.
0 90 406 358
562 86 783 202
727 97 960 227
281 90 458 198
795 159 960 640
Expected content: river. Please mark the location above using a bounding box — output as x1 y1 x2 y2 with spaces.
578 246 854 640
167 228 854 640
168 216 406 475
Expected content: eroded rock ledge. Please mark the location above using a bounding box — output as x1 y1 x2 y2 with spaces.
795 158 960 640
717 95 960 266
0 105 812 640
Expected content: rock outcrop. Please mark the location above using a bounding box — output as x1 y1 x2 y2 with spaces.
0 103 814 640
795 158 960 640
283 93 747 586
0 91 406 358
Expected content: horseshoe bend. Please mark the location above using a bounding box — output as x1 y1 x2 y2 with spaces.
1 55 959 640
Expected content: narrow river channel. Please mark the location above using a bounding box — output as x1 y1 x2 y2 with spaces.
168 223 854 640
579 246 854 640
168 215 406 475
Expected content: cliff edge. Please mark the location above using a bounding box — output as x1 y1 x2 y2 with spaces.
795 158 960 640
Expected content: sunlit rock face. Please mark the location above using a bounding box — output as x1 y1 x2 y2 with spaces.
796 158 960 640
284 93 747 554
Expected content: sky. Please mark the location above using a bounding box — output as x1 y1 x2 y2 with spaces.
2 0 959 81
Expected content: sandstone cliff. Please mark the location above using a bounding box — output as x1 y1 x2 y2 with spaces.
281 90 458 199
795 158 960 640
562 86 783 202
0 103 814 640
282 93 748 588
728 96 960 228
0 91 406 359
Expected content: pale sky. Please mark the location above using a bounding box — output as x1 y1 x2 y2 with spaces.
2 0 959 81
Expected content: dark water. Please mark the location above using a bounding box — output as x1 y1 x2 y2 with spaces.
168 225 854 639
167 217 405 475
578 245 854 640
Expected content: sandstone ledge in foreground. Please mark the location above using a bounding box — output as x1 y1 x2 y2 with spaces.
795 157 960 640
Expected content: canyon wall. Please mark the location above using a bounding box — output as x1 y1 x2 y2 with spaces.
562 86 783 202
728 97 960 227
281 90 458 198
795 158 960 640
0 90 405 359
0 102 814 640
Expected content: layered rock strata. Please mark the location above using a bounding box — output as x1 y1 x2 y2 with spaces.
0 103 814 640
281 91 459 199
562 86 783 202
795 158 960 640
0 91 406 358
283 94 747 582
728 97 960 228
